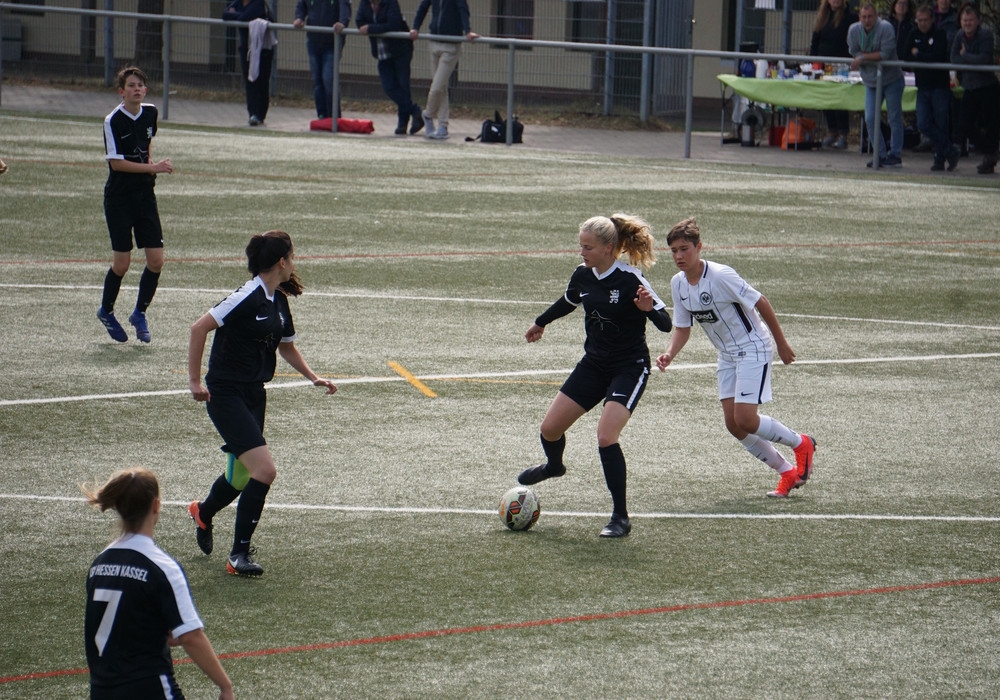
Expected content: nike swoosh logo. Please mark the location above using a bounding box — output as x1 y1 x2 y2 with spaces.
255 314 269 321
240 539 251 544
612 392 626 397
579 293 589 297
679 295 688 300
740 392 752 397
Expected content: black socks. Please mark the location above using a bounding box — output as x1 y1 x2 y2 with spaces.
599 443 628 518
232 479 270 555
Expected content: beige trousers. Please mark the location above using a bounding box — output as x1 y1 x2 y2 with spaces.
425 40 461 128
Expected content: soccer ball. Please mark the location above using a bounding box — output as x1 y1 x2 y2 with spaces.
498 486 540 531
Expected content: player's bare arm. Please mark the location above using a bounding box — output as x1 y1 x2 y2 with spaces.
657 326 691 370
177 628 234 700
278 342 337 394
110 157 173 175
188 313 218 401
754 295 796 364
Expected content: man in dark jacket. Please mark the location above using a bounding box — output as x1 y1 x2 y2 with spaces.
951 2 999 173
357 0 424 135
294 0 352 120
902 4 959 171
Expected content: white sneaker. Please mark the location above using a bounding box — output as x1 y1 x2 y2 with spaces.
428 126 450 140
422 112 435 137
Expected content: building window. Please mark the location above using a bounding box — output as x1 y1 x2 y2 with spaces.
566 0 605 44
492 0 534 41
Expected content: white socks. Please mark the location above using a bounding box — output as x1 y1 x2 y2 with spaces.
740 434 795 473
755 415 801 448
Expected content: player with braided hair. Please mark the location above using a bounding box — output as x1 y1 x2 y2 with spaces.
656 217 816 498
187 230 337 576
516 214 672 537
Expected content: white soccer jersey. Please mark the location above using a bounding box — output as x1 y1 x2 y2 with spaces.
671 259 772 362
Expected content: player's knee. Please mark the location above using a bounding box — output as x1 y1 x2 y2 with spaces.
257 464 277 485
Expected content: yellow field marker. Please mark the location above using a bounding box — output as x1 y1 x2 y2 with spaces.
387 361 438 398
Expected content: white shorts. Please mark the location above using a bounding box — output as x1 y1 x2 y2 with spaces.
717 356 773 404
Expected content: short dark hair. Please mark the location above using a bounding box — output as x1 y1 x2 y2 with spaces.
115 65 148 90
957 1 980 18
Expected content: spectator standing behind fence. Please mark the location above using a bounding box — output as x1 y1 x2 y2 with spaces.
933 0 958 44
810 0 857 149
950 2 1000 174
849 3 906 168
887 0 915 58
409 0 478 140
223 0 276 127
357 0 425 135
294 0 352 120
902 4 960 171
98 66 172 344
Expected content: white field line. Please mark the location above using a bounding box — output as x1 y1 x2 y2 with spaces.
4 284 1000 328
3 354 1000 407
0 284 545 305
2 494 997 523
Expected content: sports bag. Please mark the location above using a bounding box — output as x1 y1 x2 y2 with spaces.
466 110 523 144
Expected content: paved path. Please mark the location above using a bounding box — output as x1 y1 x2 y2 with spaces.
0 83 982 176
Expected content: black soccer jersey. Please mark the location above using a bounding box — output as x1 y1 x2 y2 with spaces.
563 260 667 362
85 534 203 690
206 276 297 386
103 103 158 198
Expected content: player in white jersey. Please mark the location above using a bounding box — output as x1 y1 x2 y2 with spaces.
655 217 816 497
84 468 233 700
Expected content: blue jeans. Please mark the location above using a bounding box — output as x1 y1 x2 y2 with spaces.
377 49 415 118
915 87 953 160
307 41 342 119
864 76 905 160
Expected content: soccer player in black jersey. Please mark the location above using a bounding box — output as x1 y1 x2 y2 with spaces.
517 214 672 538
98 66 173 343
84 468 234 700
187 231 337 576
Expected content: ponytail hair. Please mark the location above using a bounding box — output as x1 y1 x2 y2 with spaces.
580 213 657 270
82 468 159 534
246 230 303 296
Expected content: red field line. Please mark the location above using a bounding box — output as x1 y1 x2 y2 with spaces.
1 239 997 268
3 575 997 686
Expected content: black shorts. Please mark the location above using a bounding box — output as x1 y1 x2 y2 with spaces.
104 191 163 253
91 674 184 700
206 382 267 458
559 353 651 413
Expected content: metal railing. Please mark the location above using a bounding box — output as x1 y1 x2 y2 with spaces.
2 3 997 154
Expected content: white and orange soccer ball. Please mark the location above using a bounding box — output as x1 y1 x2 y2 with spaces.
498 486 540 531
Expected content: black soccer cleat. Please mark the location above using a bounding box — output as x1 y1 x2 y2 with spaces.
599 514 631 538
227 548 263 577
517 462 566 486
188 501 213 555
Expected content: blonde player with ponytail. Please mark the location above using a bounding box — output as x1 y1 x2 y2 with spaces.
516 214 673 538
